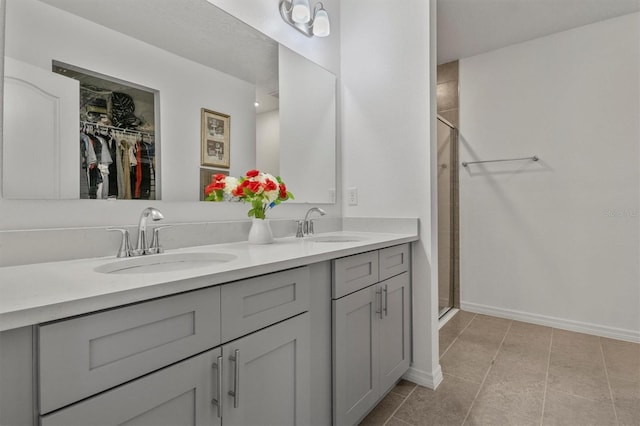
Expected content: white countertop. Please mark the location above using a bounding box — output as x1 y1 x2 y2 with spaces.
0 231 417 331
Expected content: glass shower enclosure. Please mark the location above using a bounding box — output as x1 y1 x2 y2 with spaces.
437 115 459 318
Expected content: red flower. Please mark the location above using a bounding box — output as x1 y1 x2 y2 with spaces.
264 179 277 192
246 181 262 194
246 169 260 178
232 186 244 197
279 183 288 199
213 174 226 182
205 182 216 194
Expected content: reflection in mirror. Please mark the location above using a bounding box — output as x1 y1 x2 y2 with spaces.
53 62 159 200
3 0 336 204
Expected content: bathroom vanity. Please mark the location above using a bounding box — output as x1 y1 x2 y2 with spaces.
0 230 417 426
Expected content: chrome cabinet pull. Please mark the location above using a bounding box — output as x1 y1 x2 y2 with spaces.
383 285 388 317
375 288 383 319
211 356 223 418
228 349 240 408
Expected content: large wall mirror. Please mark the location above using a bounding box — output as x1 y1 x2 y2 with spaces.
3 0 336 204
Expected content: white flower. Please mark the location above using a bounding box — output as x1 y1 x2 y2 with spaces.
260 172 279 202
223 176 239 196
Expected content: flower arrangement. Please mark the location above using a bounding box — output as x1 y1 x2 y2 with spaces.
204 169 294 219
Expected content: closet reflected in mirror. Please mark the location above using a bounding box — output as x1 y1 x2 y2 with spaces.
54 62 159 200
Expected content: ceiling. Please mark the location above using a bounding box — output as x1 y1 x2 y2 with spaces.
35 0 640 74
38 0 280 112
437 0 640 64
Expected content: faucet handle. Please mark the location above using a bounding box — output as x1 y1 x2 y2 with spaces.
106 228 132 258
295 220 305 238
149 226 171 254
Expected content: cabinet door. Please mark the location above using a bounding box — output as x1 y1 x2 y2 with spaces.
378 273 411 392
41 348 221 426
222 313 310 426
333 285 380 426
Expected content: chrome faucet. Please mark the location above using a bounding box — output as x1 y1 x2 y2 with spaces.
132 207 164 256
297 207 326 237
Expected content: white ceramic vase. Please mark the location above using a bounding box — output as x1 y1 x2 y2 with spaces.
248 218 274 244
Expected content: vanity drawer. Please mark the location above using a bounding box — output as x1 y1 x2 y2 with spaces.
220 266 310 342
38 286 221 414
332 251 379 299
379 244 410 281
40 348 219 426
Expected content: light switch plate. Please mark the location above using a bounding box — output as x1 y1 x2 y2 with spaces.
347 187 358 206
328 188 336 203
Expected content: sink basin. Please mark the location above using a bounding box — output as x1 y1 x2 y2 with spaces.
95 252 237 274
309 235 366 243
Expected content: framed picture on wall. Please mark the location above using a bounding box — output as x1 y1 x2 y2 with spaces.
200 168 229 201
201 108 230 168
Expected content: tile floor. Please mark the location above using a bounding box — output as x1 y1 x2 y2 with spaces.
359 310 640 426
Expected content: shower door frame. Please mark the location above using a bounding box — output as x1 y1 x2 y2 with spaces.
437 115 460 319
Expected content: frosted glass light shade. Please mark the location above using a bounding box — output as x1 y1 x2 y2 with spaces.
291 0 311 23
312 8 330 37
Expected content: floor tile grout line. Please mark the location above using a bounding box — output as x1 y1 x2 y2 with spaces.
539 327 554 426
440 312 477 359
460 319 513 426
382 384 419 426
599 336 621 426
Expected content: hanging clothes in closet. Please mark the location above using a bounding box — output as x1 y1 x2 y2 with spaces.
79 122 155 200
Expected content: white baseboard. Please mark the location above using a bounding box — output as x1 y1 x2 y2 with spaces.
461 301 640 343
403 365 443 390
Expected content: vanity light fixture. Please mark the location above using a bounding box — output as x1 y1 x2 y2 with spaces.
279 0 331 38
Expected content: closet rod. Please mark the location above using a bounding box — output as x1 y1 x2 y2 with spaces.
80 120 155 138
462 155 538 167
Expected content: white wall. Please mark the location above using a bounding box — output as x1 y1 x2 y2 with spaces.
280 45 336 204
0 0 342 230
459 13 640 341
256 110 280 174
341 0 441 387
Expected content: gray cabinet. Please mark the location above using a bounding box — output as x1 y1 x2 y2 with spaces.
39 286 221 414
35 266 312 426
332 250 379 299
40 312 311 426
378 273 411 392
41 348 221 426
379 244 410 282
333 284 380 426
220 267 310 342
221 313 310 426
332 245 411 426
